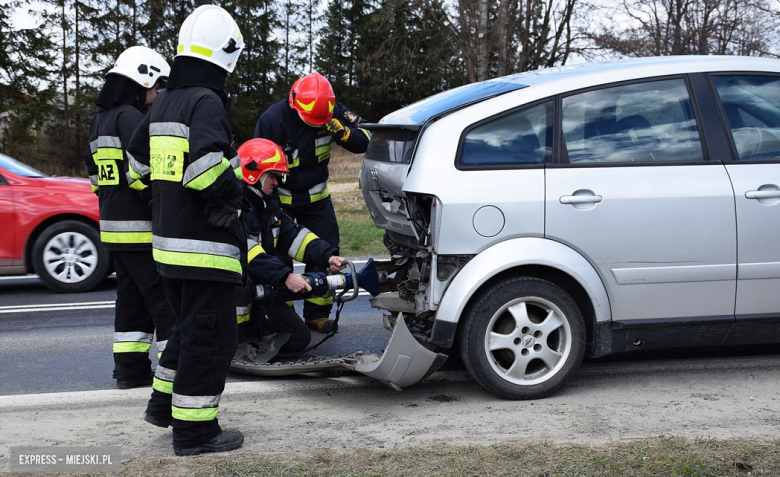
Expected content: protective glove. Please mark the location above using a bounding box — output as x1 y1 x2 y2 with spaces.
326 118 351 142
204 196 240 228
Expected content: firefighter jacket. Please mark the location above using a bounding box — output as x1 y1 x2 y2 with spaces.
253 100 370 208
84 103 154 251
126 86 245 285
236 185 338 324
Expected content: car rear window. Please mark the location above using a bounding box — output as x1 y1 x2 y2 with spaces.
364 129 419 164
458 101 552 168
712 75 780 161
0 153 47 178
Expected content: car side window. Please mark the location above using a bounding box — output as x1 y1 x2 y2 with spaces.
0 175 7 185
458 101 552 168
562 79 704 164
711 75 780 161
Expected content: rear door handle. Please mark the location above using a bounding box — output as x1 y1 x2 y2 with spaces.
746 190 780 199
560 195 603 204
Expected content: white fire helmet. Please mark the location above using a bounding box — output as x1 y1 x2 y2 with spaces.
176 5 244 73
107 46 171 89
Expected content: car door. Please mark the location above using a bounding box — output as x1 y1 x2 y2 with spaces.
710 74 780 338
0 171 16 266
546 77 737 327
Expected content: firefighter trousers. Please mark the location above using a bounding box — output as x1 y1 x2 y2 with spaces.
239 302 311 356
112 251 175 380
282 197 339 321
145 278 237 448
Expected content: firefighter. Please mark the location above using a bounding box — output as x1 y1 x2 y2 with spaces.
234 138 346 360
126 5 245 456
254 72 370 333
84 46 176 390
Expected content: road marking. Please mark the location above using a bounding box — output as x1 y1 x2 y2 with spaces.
0 291 374 314
0 301 116 314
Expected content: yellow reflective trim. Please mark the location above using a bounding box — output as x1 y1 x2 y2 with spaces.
315 144 331 163
150 136 188 151
360 128 371 140
234 166 242 180
190 45 213 57
172 405 218 422
177 44 184 54
288 156 300 168
237 314 250 324
184 157 230 191
91 185 99 192
128 180 148 191
261 149 282 164
153 377 173 394
306 296 333 306
101 231 153 244
285 301 293 307
157 352 162 359
294 232 318 262
113 341 152 353
95 148 124 160
279 195 292 205
153 249 242 275
311 187 330 203
296 99 315 112
248 244 266 263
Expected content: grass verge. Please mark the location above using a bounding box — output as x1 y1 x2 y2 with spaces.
115 437 780 476
329 148 387 257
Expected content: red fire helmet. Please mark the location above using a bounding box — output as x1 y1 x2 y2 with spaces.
237 138 289 185
288 72 335 126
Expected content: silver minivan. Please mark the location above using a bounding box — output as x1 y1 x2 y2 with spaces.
359 56 780 399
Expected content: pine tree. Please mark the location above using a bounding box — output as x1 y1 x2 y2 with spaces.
0 0 55 162
223 0 282 144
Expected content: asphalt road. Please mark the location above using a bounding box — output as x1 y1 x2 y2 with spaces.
2 267 780 397
0 264 391 396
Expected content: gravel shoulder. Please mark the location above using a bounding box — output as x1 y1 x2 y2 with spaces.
1 354 779 467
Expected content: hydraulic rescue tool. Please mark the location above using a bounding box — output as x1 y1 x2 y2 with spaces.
230 258 448 391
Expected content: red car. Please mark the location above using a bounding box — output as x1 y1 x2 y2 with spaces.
0 152 110 292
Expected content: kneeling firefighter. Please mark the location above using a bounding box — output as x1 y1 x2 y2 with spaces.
234 138 347 362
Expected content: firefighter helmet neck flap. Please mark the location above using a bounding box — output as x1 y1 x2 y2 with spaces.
288 72 336 126
238 139 290 196
176 4 244 74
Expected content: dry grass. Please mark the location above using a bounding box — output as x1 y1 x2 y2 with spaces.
329 147 387 257
115 437 780 477
329 145 365 182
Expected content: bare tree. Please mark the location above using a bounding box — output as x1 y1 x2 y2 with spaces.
423 0 582 83
589 0 780 58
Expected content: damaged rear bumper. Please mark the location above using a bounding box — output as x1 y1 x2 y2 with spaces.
229 315 447 390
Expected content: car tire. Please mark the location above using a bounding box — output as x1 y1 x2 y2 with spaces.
460 277 585 400
32 220 110 293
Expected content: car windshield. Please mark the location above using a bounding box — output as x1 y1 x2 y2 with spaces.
0 153 48 178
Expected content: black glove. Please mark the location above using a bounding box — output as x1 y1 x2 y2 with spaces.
204 196 240 228
326 118 351 142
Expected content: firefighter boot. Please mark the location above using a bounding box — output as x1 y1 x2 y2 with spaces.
173 429 245 456
305 318 337 333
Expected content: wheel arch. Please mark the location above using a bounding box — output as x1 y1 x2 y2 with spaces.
24 214 100 273
431 237 611 353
